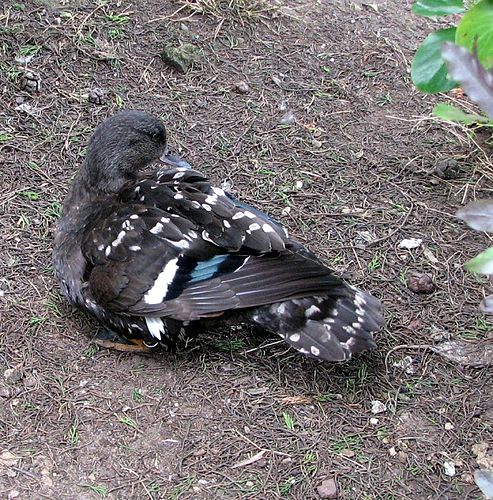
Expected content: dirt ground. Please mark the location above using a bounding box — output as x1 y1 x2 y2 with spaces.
1 0 492 498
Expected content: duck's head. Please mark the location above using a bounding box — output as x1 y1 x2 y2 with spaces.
82 110 167 194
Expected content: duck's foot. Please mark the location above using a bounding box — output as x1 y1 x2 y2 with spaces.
93 329 159 353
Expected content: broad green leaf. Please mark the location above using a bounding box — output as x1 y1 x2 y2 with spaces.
441 43 493 117
466 247 493 274
412 0 464 17
433 103 492 124
457 199 493 231
456 0 493 68
412 28 458 93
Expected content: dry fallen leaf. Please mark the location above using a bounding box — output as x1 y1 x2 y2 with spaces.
231 450 266 469
277 395 313 405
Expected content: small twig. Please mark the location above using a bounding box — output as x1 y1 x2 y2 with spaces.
76 3 106 37
384 344 432 373
242 339 284 354
234 429 291 457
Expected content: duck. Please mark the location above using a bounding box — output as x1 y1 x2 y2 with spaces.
53 110 384 362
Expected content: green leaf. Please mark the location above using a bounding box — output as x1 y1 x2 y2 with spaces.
412 27 458 93
466 247 493 274
456 0 493 68
412 0 465 17
433 103 492 124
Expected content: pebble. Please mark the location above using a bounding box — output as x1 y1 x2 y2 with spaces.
444 422 454 431
234 81 249 94
316 478 338 498
443 461 456 477
340 448 355 458
434 158 460 179
371 400 387 414
407 273 435 294
4 365 23 385
280 111 296 124
20 70 41 92
88 88 105 105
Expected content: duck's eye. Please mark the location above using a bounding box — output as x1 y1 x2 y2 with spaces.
150 129 165 142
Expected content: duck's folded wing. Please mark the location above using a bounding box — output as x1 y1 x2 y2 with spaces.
81 169 342 321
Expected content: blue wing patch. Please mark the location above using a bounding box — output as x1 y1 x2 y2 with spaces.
189 255 229 283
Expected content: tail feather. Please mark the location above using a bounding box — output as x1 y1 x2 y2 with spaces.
247 286 383 362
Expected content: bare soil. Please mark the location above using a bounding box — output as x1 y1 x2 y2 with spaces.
1 0 492 499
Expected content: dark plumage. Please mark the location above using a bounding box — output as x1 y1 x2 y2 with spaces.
53 110 384 362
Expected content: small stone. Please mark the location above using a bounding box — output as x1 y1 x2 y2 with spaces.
340 448 355 458
8 491 20 500
295 180 303 189
20 70 41 92
4 364 23 385
371 400 387 414
398 238 423 250
443 461 456 477
407 273 435 294
280 111 296 125
161 43 201 73
23 375 37 388
445 422 454 431
14 102 33 113
88 88 105 105
0 386 10 398
317 478 337 498
15 96 24 104
389 447 397 457
435 159 460 179
312 139 322 148
234 81 249 94
370 417 379 425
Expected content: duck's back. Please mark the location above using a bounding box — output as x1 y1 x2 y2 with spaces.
79 167 342 321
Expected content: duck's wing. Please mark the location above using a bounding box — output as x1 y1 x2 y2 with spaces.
81 167 342 322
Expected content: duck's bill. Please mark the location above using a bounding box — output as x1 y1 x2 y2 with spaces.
159 148 193 169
